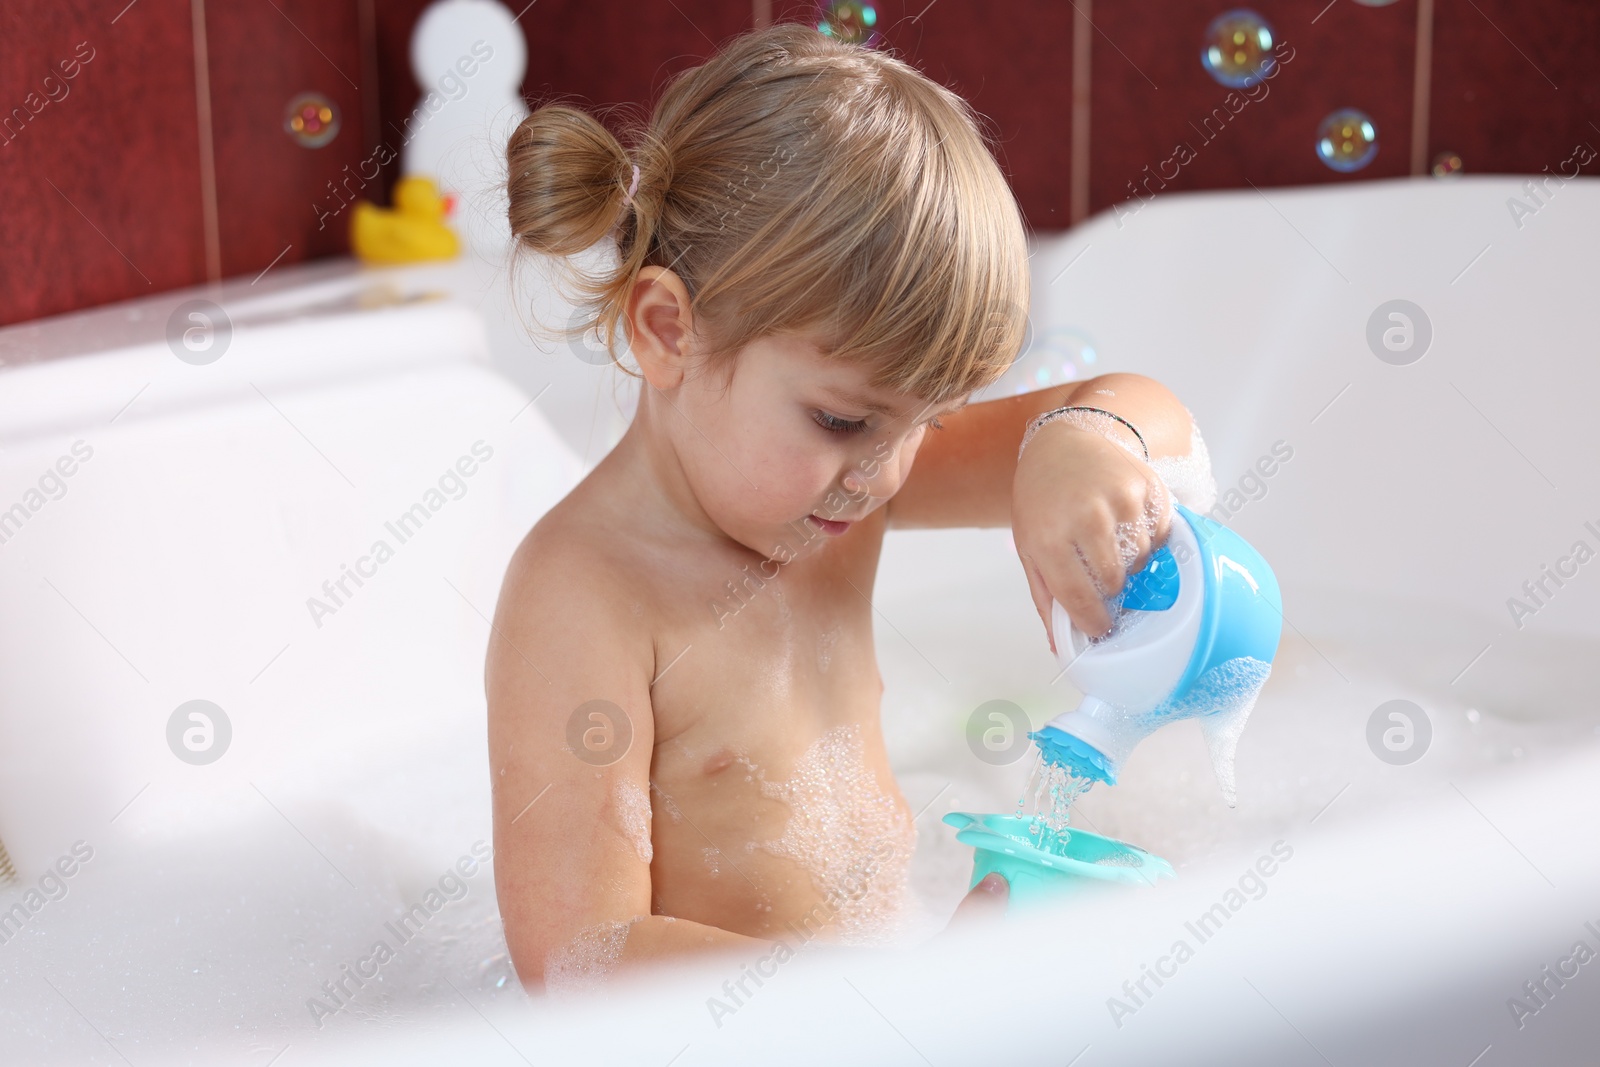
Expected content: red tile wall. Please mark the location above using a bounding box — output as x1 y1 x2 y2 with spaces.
1430 0 1600 178
3 0 1597 329
1 0 208 324
1088 0 1418 211
206 0 369 277
516 0 752 121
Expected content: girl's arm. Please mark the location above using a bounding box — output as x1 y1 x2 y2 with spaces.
887 373 1194 530
486 532 771 993
890 372 1198 643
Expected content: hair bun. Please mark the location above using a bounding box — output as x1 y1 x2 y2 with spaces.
507 104 636 257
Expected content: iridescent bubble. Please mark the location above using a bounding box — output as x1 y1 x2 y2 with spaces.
1200 9 1277 89
1006 327 1096 396
817 2 880 48
283 92 339 149
1431 151 1464 179
1315 109 1379 172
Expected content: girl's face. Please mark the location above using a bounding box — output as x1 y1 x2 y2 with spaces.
665 332 968 556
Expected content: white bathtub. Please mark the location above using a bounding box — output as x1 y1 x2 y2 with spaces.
2 175 1598 1065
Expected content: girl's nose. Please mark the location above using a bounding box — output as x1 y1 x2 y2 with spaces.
844 457 902 500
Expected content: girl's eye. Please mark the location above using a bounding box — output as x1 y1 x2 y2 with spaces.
813 411 870 435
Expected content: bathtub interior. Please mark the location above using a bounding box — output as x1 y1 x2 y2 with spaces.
0 293 570 1063
0 176 1596 1064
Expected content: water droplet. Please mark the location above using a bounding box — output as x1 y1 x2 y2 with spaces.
1316 109 1379 172
1201 9 1278 88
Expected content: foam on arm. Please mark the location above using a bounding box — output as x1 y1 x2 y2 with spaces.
1148 408 1218 513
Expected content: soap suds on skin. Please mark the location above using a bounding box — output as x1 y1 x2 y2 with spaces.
614 779 652 863
543 916 646 995
1095 488 1170 636
740 725 916 946
1149 411 1217 514
1026 408 1147 462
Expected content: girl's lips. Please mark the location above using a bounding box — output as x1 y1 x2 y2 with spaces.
806 514 851 536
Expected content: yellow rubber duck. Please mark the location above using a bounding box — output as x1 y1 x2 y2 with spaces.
352 176 460 265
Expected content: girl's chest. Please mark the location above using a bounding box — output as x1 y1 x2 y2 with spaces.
641 511 890 777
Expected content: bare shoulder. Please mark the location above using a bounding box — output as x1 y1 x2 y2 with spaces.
485 494 663 982
487 496 657 704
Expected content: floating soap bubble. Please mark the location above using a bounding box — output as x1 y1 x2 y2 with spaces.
1200 9 1277 88
1432 151 1464 178
1003 326 1097 397
283 93 339 149
1315 108 1378 172
817 1 880 48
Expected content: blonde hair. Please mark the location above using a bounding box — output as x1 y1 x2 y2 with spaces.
506 22 1030 405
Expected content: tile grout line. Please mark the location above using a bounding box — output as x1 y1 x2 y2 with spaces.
357 0 382 160
1410 0 1435 175
191 0 223 283
1069 0 1092 225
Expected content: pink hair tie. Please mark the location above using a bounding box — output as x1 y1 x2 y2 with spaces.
622 163 640 206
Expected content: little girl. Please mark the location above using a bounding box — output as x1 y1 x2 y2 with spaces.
487 22 1201 994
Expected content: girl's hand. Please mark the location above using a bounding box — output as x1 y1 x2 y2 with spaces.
934 872 1009 940
1012 418 1172 648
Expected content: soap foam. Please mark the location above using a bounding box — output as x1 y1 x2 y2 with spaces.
1035 656 1272 810
614 780 652 864
1028 408 1148 462
1135 655 1273 807
1093 852 1144 867
543 916 643 996
1188 657 1272 807
1149 411 1217 513
743 724 916 946
1083 488 1171 638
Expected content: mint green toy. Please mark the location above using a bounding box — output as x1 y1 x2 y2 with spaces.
943 811 1175 910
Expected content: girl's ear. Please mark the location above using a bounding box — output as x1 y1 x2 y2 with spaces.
628 266 696 390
